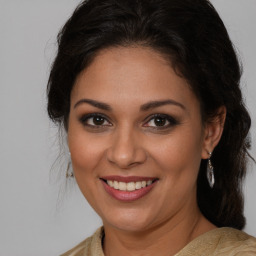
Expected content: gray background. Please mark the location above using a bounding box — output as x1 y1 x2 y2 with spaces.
0 1 255 255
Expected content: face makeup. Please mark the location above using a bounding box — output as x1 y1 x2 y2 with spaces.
68 46 205 232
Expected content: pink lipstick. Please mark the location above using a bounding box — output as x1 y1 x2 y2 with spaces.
100 176 158 202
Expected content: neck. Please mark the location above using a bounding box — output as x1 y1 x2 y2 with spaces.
103 206 215 256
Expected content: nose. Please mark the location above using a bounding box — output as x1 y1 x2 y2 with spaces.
106 128 147 169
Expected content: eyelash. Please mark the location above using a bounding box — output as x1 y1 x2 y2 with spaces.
144 114 179 129
79 113 112 128
79 113 179 130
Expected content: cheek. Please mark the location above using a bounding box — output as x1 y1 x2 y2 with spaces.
70 138 105 173
68 129 106 206
68 122 106 177
149 127 203 183
149 131 203 212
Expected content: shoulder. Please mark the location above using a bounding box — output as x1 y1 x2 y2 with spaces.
176 227 256 256
215 228 256 254
60 227 104 256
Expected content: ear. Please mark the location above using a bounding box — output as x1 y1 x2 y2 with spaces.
201 106 226 159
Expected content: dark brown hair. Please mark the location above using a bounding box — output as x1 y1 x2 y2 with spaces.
47 0 252 229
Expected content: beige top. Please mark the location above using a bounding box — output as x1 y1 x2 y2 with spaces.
61 227 256 256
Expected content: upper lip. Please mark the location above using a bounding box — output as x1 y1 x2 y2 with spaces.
100 175 158 183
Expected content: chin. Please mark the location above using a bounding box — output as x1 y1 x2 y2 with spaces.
103 209 155 233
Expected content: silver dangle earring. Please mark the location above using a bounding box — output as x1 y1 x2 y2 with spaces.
66 152 74 178
207 152 215 188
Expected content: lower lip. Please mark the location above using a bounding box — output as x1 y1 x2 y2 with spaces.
101 180 157 202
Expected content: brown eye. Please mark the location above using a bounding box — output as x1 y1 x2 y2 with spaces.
92 116 105 125
154 116 167 126
79 114 112 127
144 114 178 129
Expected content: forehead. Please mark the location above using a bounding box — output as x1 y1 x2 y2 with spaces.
71 46 198 110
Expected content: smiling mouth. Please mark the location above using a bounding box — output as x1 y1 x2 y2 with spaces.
102 179 157 191
100 176 158 201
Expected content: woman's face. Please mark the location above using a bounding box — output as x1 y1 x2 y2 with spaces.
68 46 208 232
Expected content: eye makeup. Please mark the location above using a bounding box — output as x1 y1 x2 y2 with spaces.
79 113 112 130
78 112 180 133
143 114 179 130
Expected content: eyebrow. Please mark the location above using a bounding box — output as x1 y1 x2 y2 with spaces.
74 98 112 111
74 98 185 111
140 99 185 111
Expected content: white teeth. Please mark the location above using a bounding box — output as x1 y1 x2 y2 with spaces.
135 181 142 189
119 182 126 191
106 180 154 191
107 180 113 187
113 181 119 189
147 180 152 186
127 182 136 191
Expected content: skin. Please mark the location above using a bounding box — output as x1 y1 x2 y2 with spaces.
68 46 225 256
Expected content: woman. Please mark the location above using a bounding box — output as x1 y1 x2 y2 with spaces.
47 0 256 255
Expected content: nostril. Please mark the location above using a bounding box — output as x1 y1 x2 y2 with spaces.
106 145 147 169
